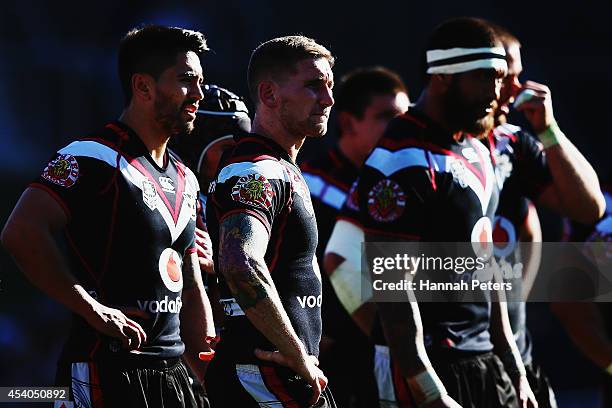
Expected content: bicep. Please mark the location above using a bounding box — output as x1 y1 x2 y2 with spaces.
218 213 269 277
4 187 68 238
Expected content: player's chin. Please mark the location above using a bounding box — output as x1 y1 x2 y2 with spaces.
468 115 495 139
306 120 329 138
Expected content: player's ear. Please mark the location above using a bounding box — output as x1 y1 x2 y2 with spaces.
132 73 155 102
338 111 356 137
258 80 279 109
431 74 453 92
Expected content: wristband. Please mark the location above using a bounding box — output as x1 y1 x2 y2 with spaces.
407 369 447 407
537 121 564 149
500 348 527 378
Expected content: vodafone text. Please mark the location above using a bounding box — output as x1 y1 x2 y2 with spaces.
296 295 322 308
137 296 182 313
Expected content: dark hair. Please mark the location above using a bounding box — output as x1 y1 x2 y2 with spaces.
118 24 208 105
489 22 522 49
420 17 501 80
247 35 334 105
334 66 407 119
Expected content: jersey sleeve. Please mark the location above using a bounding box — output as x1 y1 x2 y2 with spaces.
29 143 110 219
513 130 552 200
209 159 289 234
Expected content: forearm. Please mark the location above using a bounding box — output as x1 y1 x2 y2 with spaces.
181 286 215 383
2 219 96 319
541 129 605 223
551 302 612 370
219 213 309 362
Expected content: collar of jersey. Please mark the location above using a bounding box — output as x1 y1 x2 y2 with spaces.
235 132 294 164
109 120 171 173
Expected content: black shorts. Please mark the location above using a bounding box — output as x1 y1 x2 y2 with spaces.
525 362 557 408
429 350 518 408
55 357 198 407
205 353 337 408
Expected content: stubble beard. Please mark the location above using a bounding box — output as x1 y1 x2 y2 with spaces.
154 94 195 136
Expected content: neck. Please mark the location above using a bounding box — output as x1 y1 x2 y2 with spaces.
414 90 463 142
252 113 304 163
119 107 170 167
337 136 364 168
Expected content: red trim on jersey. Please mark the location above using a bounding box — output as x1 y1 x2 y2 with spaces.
88 362 105 408
185 246 197 255
219 208 271 236
363 227 421 241
226 154 279 165
88 338 102 360
64 230 103 292
105 122 130 141
173 159 187 219
28 182 72 219
377 137 490 189
391 360 415 407
493 126 518 142
300 166 351 192
102 125 187 224
259 366 300 408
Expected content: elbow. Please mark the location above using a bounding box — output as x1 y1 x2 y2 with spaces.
577 192 606 225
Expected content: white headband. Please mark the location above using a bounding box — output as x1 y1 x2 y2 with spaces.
426 47 507 75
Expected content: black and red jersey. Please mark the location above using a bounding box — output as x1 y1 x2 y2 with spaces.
206 133 322 363
301 147 358 260
490 123 552 364
352 109 502 352
31 121 199 362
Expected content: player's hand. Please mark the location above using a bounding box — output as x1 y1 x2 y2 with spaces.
195 227 215 274
422 394 462 408
514 375 538 408
254 348 327 405
84 301 147 350
514 81 555 134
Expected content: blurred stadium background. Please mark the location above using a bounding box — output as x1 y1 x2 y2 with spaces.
0 1 610 406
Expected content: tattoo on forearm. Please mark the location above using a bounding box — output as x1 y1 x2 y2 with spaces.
219 214 271 310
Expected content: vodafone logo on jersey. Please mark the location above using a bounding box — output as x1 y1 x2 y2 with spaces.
471 216 493 260
492 216 517 258
158 248 183 292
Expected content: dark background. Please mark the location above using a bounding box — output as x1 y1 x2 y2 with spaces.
0 1 610 406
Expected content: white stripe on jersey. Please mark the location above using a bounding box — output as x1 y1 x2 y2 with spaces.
217 160 288 184
235 364 284 407
365 147 448 176
58 141 196 244
302 172 347 210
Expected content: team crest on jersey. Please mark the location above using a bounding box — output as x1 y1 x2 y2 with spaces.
232 173 274 209
367 179 406 222
142 179 158 210
449 159 468 188
492 215 517 259
158 247 183 292
41 153 79 188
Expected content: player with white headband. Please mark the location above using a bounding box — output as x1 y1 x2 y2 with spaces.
326 17 539 407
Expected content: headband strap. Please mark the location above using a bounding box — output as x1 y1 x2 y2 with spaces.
426 47 507 74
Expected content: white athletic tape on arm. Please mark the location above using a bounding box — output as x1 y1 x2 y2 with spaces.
325 220 366 313
325 220 364 265
407 369 448 406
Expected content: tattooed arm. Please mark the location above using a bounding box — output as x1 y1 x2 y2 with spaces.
218 213 327 400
